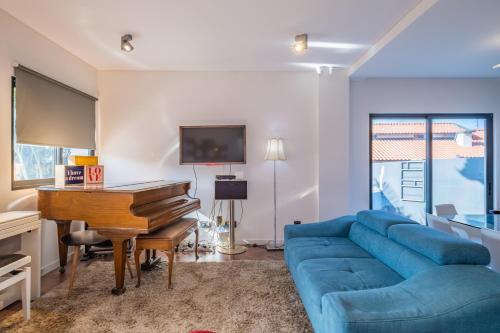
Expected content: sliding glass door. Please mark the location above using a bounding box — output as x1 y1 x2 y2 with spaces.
431 117 492 215
370 114 493 223
371 117 428 222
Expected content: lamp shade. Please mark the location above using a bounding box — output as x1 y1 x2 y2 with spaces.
265 138 286 161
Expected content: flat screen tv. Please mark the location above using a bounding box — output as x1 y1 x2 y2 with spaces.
179 125 246 164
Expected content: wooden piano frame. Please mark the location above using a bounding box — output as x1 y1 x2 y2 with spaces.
37 180 200 295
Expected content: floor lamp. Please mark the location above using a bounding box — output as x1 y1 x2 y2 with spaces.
265 138 286 251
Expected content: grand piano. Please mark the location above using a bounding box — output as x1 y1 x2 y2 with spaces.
37 180 200 294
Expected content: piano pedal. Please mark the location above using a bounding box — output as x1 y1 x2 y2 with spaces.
81 251 97 262
141 256 162 271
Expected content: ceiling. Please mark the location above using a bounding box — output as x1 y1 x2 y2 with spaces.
0 0 419 71
352 0 500 78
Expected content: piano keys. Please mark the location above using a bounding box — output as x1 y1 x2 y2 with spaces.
37 180 200 295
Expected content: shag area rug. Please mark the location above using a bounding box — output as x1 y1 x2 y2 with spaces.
1 260 312 333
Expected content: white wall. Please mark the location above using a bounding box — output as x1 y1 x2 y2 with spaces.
318 69 350 219
349 78 500 213
98 71 319 243
0 9 98 273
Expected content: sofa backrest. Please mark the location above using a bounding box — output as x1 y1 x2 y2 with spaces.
356 210 417 236
388 224 490 265
349 222 437 278
349 210 491 279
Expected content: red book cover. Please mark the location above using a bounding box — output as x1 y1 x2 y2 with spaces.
84 165 104 185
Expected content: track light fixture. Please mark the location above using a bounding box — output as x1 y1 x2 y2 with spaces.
121 34 134 52
317 66 335 75
293 33 308 53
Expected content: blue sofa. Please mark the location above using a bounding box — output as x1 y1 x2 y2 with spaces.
284 210 500 333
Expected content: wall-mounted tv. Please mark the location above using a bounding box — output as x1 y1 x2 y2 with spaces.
179 125 246 164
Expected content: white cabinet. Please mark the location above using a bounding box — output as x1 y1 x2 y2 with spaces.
0 211 41 309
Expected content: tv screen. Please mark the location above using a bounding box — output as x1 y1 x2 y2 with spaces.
180 125 246 164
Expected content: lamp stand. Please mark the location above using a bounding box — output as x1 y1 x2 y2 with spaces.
266 160 283 251
217 200 247 255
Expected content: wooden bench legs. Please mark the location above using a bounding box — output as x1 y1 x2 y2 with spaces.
134 226 199 290
134 249 141 288
166 249 174 289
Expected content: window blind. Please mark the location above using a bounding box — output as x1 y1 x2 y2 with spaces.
14 65 97 149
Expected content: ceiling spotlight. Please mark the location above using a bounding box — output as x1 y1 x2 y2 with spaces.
121 34 134 52
293 33 308 53
493 64 500 69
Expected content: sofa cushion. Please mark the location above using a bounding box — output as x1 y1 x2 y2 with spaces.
388 224 490 265
321 265 500 333
294 258 403 326
356 210 417 236
349 222 436 278
286 237 372 271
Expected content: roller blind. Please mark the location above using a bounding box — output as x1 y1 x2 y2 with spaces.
14 65 97 149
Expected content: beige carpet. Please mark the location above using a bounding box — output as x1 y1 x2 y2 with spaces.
1 260 312 333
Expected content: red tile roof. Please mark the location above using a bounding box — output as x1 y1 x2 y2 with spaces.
473 129 484 140
372 122 485 161
372 122 466 135
372 140 484 161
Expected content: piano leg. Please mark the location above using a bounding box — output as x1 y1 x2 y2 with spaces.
55 220 71 273
109 236 131 295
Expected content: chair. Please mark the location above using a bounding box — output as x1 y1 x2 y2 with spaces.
481 228 500 272
63 230 134 296
435 204 458 217
0 254 31 320
426 213 470 240
450 221 481 243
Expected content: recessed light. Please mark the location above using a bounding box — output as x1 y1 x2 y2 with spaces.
293 34 308 53
121 34 134 52
493 64 500 69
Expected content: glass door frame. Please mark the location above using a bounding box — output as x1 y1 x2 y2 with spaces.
369 113 494 214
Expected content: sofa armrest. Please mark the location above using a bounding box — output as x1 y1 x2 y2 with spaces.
320 265 500 333
284 215 356 243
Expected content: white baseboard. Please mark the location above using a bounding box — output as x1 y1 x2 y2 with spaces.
240 239 284 246
41 249 80 276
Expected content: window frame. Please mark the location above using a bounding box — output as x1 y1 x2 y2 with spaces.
11 77 94 190
369 113 494 214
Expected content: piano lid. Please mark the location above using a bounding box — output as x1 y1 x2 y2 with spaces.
37 180 190 193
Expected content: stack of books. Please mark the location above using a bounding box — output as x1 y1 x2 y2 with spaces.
55 156 104 186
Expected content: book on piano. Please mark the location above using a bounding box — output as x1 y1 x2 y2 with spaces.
68 155 99 166
55 165 104 186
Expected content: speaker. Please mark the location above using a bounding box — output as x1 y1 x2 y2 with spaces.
215 180 247 200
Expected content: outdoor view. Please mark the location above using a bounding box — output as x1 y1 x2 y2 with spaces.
13 144 56 181
13 145 90 181
371 117 487 223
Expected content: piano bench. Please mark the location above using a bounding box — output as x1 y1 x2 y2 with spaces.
134 217 199 289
